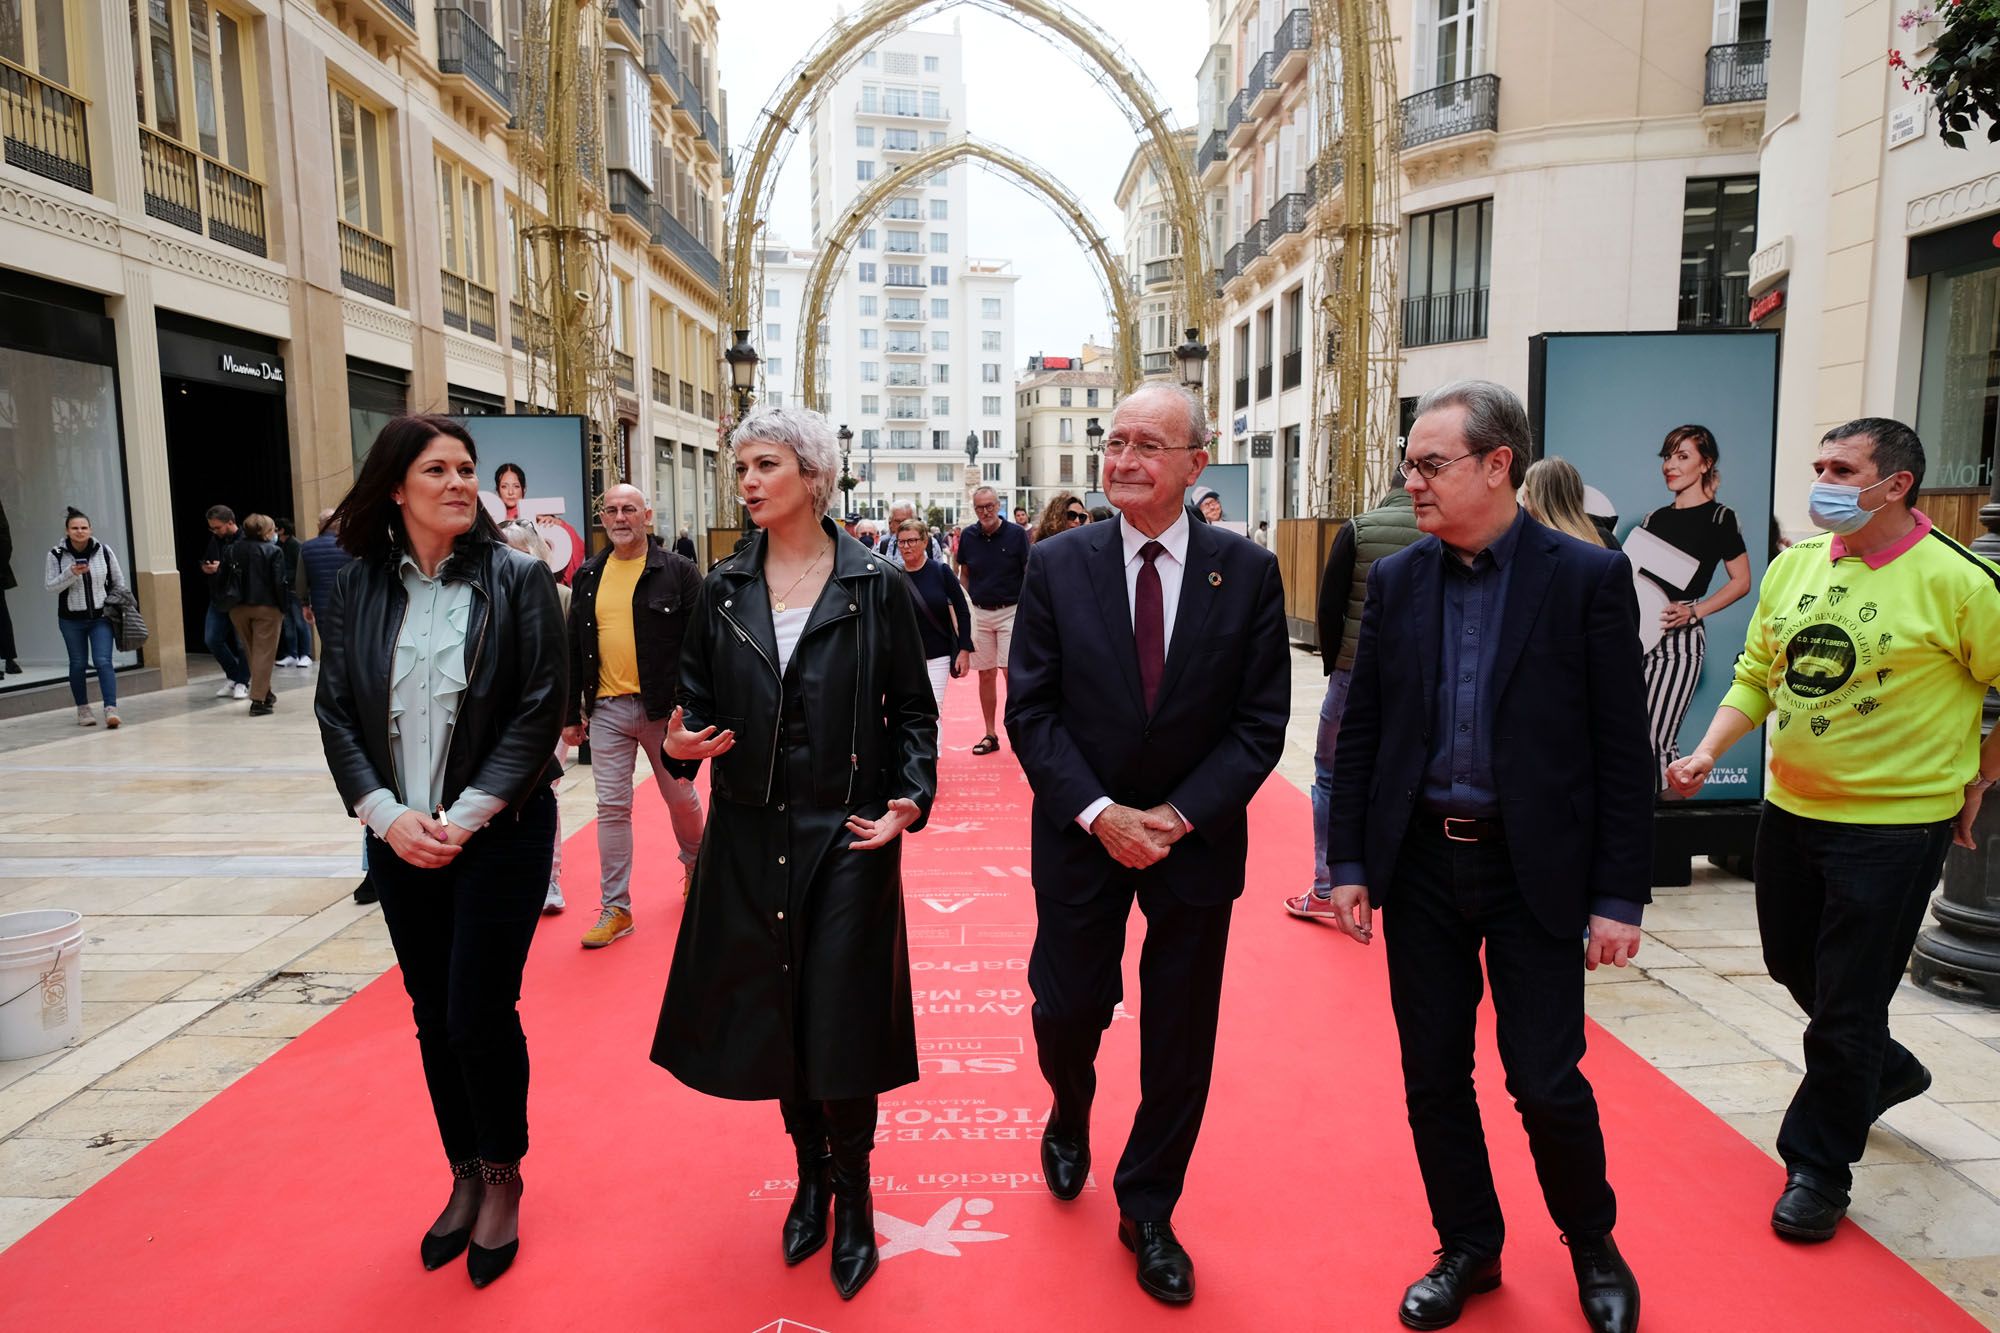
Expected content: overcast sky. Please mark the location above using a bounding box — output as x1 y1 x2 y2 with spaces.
718 1 1207 360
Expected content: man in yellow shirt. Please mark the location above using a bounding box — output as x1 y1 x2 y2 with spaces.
563 485 706 948
1671 417 2000 1243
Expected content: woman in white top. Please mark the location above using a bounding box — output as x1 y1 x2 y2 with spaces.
45 507 124 728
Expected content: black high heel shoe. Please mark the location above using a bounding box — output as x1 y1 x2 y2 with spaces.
420 1160 481 1271
467 1160 522 1288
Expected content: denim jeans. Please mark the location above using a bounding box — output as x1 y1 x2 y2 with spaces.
278 598 311 660
58 616 117 707
1309 667 1353 894
1755 802 1954 1191
203 604 249 685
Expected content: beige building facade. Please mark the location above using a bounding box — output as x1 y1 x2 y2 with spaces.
1114 129 1197 384
1014 353 1119 516
0 0 730 707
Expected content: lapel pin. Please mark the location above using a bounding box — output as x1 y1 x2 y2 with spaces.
1208 571 1223 587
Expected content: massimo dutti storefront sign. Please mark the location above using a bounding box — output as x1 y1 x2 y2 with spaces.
156 325 286 395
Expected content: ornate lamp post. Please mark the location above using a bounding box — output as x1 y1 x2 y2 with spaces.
1912 469 2000 1005
1086 417 1104 494
837 423 857 507
1174 327 1209 394
725 329 760 422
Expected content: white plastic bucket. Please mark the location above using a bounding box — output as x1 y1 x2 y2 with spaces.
0 910 84 1060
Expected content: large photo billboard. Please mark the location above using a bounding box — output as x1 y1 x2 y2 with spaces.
451 414 591 583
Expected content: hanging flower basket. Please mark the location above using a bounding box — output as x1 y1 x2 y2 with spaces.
1895 2 2000 148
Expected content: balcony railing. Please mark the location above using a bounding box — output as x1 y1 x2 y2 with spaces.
510 300 551 352
1241 218 1268 265
203 158 267 256
885 371 925 387
1 60 90 192
701 109 721 155
1267 192 1309 239
1403 285 1490 347
651 366 672 404
1273 8 1311 77
1677 274 1751 329
605 0 641 39
1143 258 1176 287
857 98 949 121
1226 87 1256 140
338 221 396 303
1197 129 1227 177
1400 73 1499 149
612 349 635 391
883 273 927 287
382 0 414 24
884 339 924 355
608 167 649 221
1256 363 1274 399
1221 242 1243 286
646 33 682 94
437 5 509 111
440 271 496 339
1704 40 1770 105
650 200 720 291
1232 375 1249 411
140 129 202 234
1281 346 1303 390
701 389 715 420
1246 51 1278 110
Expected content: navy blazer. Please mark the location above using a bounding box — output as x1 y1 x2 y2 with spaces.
1004 515 1291 907
1326 516 1654 937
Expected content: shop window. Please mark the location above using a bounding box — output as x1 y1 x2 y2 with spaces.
1677 176 1758 329
1918 258 2000 492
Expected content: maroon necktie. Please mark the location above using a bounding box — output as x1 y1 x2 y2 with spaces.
1136 540 1165 713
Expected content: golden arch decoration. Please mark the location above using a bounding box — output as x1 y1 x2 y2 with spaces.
725 0 1210 411
799 137 1139 409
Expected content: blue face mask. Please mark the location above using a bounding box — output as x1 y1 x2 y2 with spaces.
1806 477 1891 536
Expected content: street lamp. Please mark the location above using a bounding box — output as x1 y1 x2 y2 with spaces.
1174 327 1209 393
725 329 760 421
1085 417 1104 451
837 423 855 505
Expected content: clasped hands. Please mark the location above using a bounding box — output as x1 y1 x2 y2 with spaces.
1091 802 1189 869
385 809 473 868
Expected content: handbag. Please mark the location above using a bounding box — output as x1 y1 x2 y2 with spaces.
104 573 148 651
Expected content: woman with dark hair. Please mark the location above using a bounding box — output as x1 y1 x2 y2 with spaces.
492 462 584 585
44 507 124 727
1031 491 1089 544
316 414 567 1288
1638 424 1752 791
654 404 937 1302
894 517 972 708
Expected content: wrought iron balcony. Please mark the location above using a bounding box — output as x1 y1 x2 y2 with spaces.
1226 88 1257 146
1281 346 1303 390
1197 129 1227 180
650 201 720 291
1257 362 1273 399
1400 73 1499 149
701 109 721 156
140 129 202 234
605 0 642 41
1232 374 1249 411
1221 242 1243 286
646 33 681 93
1304 157 1343 206
1241 218 1269 265
608 167 649 222
441 271 496 340
1704 40 1769 105
1 60 90 192
1273 8 1312 82
612 349 635 391
1246 51 1280 117
338 221 396 304
1402 285 1489 347
382 0 414 24
437 5 509 112
651 366 673 405
1677 274 1751 329
1267 192 1309 239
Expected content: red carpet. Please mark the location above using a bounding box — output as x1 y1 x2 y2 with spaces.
0 680 1977 1331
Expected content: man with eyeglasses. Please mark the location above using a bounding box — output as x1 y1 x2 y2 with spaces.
1006 383 1289 1306
955 485 1031 755
1324 380 1650 1333
562 484 706 949
876 501 947 562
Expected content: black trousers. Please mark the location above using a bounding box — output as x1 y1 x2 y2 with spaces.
1028 880 1232 1221
1384 819 1616 1258
370 786 556 1166
1755 802 1954 1191
0 588 15 660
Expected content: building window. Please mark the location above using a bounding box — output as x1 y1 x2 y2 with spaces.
982 330 1001 351
937 464 955 482
931 298 949 318
933 395 950 415
1059 387 1072 406
861 51 877 67
1232 323 1250 410
5 0 73 89
982 430 1000 451
859 227 877 250
930 231 949 253
1059 417 1073 442
860 361 880 381
858 262 877 283
1282 286 1305 389
1059 454 1074 483
862 429 880 450
932 331 950 350
982 298 1002 319
330 84 390 239
765 288 781 307
1917 244 2000 492
1678 176 1758 330
1256 305 1275 400
924 54 939 71
135 0 263 173
856 125 875 147
887 228 920 254
860 328 878 349
983 395 1001 415
766 391 785 408
930 265 948 285
930 198 948 220
1403 198 1492 347
765 322 781 342
981 363 1000 383
766 356 784 379
1417 0 1486 90
897 463 915 482
856 160 875 181
1086 388 1099 407
861 395 880 414
932 363 949 383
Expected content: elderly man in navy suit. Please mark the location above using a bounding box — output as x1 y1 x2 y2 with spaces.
1325 380 1650 1333
1005 382 1289 1306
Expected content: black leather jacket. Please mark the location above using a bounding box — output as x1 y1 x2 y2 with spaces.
315 535 568 820
566 535 703 725
678 518 938 823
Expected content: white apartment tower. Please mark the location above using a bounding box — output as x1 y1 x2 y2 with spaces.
805 25 1020 525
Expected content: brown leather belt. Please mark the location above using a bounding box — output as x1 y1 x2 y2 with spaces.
1418 810 1507 843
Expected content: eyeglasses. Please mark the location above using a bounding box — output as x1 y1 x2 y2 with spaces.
1396 450 1489 481
1102 440 1193 461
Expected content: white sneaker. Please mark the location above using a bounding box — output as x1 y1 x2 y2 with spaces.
214 682 236 698
76 706 97 727
278 656 298 668
297 656 313 669
543 882 566 914
232 683 249 700
104 709 120 730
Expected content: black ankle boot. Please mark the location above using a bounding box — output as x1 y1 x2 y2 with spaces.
780 1098 832 1264
825 1097 879 1300
420 1159 482 1271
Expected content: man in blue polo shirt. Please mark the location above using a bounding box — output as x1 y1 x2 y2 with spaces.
957 486 1031 754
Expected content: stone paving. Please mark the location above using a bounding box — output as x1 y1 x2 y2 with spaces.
0 653 1997 1325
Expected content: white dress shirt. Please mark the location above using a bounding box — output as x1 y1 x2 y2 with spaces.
1077 508 1193 833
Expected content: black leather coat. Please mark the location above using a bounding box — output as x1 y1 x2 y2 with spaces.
315 535 568 819
678 518 938 824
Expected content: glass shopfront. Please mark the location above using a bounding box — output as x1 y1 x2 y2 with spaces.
1913 214 2000 494
0 275 138 694
347 357 409 466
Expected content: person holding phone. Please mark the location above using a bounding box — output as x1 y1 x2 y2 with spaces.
894 517 972 708
45 507 124 728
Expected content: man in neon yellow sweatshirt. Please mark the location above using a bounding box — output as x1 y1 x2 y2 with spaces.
1670 417 2000 1245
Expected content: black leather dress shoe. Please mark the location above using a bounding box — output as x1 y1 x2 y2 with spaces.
1875 1061 1933 1119
1398 1250 1500 1330
1771 1172 1848 1242
1040 1130 1089 1202
1117 1216 1194 1304
1565 1233 1639 1333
